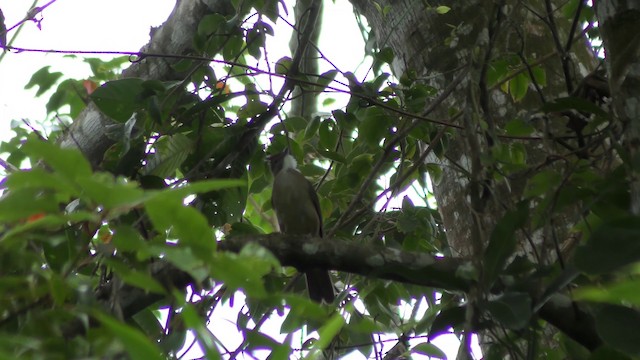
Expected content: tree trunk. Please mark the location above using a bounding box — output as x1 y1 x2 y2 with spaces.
350 0 601 353
595 1 640 213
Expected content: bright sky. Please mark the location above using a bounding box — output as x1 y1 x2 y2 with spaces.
0 0 174 133
0 1 477 359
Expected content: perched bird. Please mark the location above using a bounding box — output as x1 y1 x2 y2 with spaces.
268 149 334 303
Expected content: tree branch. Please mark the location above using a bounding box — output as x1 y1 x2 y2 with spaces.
222 234 472 291
60 233 601 351
221 234 601 350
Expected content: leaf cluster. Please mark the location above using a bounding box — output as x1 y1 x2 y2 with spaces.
1 0 640 359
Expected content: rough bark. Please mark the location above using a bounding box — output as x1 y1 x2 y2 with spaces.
350 0 602 353
595 1 640 213
289 0 323 118
351 0 596 258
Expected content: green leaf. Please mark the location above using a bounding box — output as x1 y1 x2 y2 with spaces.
531 66 547 87
412 342 446 358
246 25 266 59
48 273 71 305
24 66 64 96
486 59 509 88
245 331 280 354
281 115 306 132
303 116 321 140
323 97 335 106
112 225 147 252
103 115 138 153
595 305 640 356
275 56 292 75
46 78 87 116
350 154 374 177
94 311 164 360
258 0 280 23
357 106 391 148
224 42 248 71
143 134 193 178
145 193 216 256
278 307 301 334
373 47 395 73
104 258 166 294
319 118 339 150
1 212 97 243
574 278 640 306
237 98 268 120
227 221 264 235
84 56 130 81
209 252 268 298
559 332 591 360
239 241 280 267
0 188 60 222
281 294 329 324
91 78 146 122
159 330 188 355
429 305 465 339
509 142 526 167
426 163 443 185
22 139 92 180
317 149 346 163
306 312 345 358
373 1 383 15
588 346 633 360
504 118 535 137
483 201 529 285
574 216 640 274
133 309 164 343
562 0 581 19
75 174 148 209
509 72 529 102
524 169 562 198
148 245 209 282
435 6 451 14
485 292 532 329
5 168 77 195
198 185 248 226
42 233 77 273
333 109 358 131
198 13 225 36
170 179 246 198
345 313 382 333
377 47 394 64
541 96 609 118
316 70 338 91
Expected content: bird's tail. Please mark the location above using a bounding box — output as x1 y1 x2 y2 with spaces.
305 269 335 303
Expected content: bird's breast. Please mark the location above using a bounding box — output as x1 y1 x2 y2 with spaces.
272 169 320 235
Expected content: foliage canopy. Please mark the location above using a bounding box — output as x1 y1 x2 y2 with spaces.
1 0 640 359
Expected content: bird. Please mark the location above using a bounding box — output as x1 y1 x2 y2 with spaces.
268 149 335 303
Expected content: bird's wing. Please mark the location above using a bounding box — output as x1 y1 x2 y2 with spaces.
307 178 323 237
